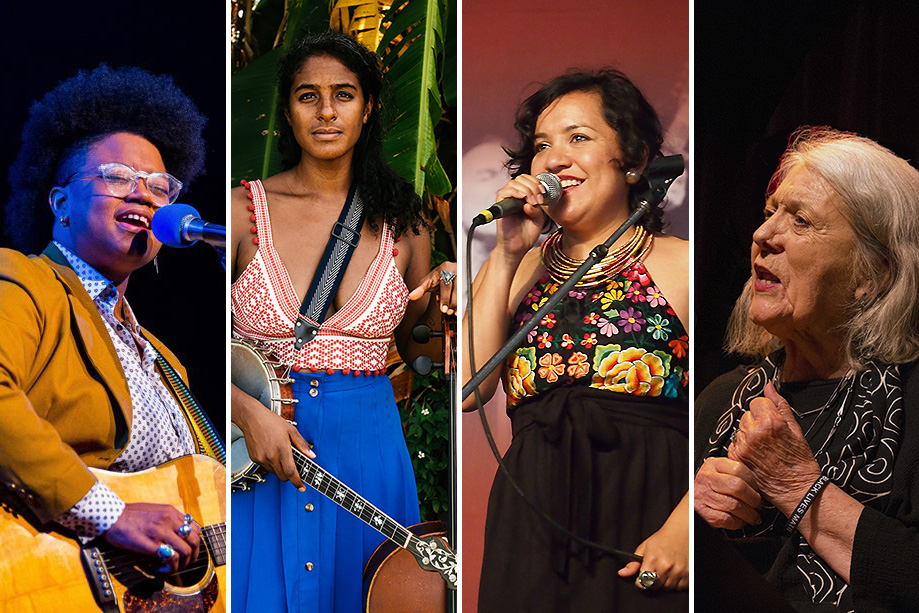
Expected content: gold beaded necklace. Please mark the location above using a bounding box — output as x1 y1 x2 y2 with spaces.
540 225 653 288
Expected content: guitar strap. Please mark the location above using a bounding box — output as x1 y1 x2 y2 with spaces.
152 352 226 465
294 182 365 350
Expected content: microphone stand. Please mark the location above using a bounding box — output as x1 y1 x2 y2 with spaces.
462 158 682 400
461 156 683 563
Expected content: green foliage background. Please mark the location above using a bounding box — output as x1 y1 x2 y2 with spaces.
231 0 456 523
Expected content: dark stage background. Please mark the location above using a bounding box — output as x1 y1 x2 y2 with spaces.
0 7 227 434
696 0 919 395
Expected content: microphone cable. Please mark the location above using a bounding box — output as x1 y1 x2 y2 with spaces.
463 155 684 565
464 221 642 565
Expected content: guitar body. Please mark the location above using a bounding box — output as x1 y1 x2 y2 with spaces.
0 455 226 613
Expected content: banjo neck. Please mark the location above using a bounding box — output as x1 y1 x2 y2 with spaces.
291 448 456 589
292 448 409 545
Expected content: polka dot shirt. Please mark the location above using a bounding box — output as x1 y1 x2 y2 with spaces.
54 243 196 539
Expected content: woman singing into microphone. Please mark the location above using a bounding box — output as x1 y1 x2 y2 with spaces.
464 70 690 612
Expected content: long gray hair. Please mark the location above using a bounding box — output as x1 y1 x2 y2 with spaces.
726 127 919 369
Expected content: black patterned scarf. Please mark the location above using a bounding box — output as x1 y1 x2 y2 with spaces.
703 350 904 610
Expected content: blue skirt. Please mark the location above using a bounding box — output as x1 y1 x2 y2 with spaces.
232 371 421 613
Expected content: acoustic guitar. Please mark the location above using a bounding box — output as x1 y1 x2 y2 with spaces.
0 454 226 613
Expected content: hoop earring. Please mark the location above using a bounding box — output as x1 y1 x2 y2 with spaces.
625 169 642 185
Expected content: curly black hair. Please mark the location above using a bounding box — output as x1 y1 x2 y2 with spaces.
275 30 423 238
505 70 665 232
5 64 207 253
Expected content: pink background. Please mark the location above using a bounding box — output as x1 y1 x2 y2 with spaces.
462 1 689 610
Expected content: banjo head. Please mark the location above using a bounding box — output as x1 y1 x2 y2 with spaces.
230 339 287 486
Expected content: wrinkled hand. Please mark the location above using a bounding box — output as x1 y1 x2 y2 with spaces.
408 261 457 314
694 456 762 530
231 385 315 491
728 382 822 513
618 519 689 590
104 503 202 573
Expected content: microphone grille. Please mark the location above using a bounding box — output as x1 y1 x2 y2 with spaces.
537 172 562 205
152 203 201 248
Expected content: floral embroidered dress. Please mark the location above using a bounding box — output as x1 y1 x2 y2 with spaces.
478 261 690 613
504 261 688 407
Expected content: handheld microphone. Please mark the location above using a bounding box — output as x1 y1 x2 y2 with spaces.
152 204 226 249
471 172 562 226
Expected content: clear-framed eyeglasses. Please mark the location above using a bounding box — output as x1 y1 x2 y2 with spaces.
67 162 183 207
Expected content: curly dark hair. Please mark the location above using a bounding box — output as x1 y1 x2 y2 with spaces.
275 30 423 238
5 64 207 253
505 70 665 232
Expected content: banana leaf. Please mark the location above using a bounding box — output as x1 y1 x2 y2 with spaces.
230 0 331 182
378 0 451 197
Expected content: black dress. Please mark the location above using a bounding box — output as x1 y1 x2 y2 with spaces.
478 264 690 612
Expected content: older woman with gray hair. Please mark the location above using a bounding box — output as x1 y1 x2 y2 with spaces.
695 127 919 612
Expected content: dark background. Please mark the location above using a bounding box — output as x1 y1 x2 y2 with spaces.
0 6 227 434
695 0 919 393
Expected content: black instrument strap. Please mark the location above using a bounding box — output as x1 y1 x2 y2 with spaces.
294 183 365 349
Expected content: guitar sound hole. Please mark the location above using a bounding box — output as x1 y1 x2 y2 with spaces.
102 546 210 595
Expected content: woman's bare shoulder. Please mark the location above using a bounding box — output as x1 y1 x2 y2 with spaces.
259 173 290 194
508 247 546 309
651 233 689 259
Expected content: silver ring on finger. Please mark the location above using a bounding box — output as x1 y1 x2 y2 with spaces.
440 270 455 285
638 569 660 590
178 523 192 538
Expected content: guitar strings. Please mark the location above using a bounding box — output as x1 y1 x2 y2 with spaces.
99 525 224 579
101 550 211 578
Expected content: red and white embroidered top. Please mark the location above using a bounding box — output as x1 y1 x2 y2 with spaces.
231 180 408 371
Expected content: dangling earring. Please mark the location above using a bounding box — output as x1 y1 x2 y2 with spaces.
625 169 642 185
153 255 160 274
59 216 70 227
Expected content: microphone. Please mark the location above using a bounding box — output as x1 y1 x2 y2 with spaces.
471 172 562 226
633 155 685 209
152 204 226 249
643 154 684 184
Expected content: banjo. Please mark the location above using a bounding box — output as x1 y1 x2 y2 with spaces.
230 339 457 591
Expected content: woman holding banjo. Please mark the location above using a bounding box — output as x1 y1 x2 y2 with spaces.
229 31 455 612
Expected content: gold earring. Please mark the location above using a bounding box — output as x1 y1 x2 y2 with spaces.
625 169 641 184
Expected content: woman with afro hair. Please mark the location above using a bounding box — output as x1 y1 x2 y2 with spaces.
0 64 220 588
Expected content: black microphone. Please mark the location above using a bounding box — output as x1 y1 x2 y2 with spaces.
152 204 226 249
643 154 685 184
471 172 562 226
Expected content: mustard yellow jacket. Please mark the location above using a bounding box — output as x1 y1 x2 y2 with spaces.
0 243 192 521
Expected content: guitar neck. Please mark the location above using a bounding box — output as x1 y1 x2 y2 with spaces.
291 448 416 550
201 522 226 566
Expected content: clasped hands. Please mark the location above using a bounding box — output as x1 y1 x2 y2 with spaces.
695 382 824 530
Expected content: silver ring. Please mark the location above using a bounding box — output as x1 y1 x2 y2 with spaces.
440 270 456 285
156 543 175 561
638 569 659 590
178 523 192 538
183 514 194 525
